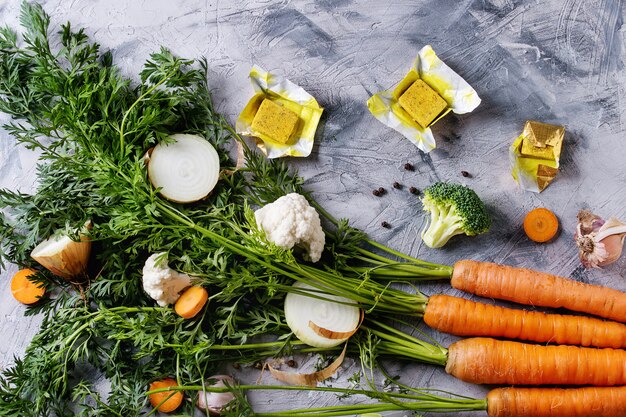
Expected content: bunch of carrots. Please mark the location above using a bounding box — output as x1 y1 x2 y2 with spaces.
410 259 626 415
138 257 626 416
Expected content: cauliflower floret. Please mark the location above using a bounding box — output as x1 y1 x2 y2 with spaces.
254 193 325 262
142 252 192 306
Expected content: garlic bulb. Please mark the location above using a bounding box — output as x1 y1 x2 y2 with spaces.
196 375 237 415
576 210 626 268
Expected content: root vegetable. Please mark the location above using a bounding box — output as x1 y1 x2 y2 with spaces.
424 294 626 348
175 285 208 319
148 378 183 413
523 208 558 243
576 210 626 268
284 282 360 348
487 386 626 417
196 375 236 415
146 133 220 203
30 222 92 280
451 260 626 323
446 337 626 386
11 269 45 305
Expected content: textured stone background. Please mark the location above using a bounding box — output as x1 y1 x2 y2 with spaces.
0 0 625 415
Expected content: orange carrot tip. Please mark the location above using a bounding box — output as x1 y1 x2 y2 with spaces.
148 378 183 413
523 207 558 242
174 285 209 319
11 268 45 305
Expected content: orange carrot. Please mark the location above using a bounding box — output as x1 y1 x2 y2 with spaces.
523 208 559 242
446 337 626 386
487 386 626 417
11 268 45 305
423 294 626 348
174 285 208 319
451 260 626 323
148 378 183 413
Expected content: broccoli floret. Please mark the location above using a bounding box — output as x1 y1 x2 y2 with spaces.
420 182 491 248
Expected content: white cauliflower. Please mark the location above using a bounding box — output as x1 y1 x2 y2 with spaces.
254 193 325 262
142 252 192 306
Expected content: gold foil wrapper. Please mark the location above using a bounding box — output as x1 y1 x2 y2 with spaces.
366 45 481 153
237 65 323 159
510 120 565 193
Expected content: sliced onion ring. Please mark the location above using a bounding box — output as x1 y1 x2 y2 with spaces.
284 282 361 348
309 309 363 339
269 344 347 387
146 134 220 203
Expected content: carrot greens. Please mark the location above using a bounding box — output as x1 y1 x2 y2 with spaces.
0 4 458 415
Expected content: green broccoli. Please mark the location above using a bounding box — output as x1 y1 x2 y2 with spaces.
420 182 491 248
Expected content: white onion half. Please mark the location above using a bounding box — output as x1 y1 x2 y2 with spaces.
147 134 220 203
284 282 360 348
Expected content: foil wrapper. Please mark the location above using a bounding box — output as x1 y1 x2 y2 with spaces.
366 45 481 153
510 120 565 192
237 65 323 159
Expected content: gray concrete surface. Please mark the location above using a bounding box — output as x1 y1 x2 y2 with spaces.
1 0 625 415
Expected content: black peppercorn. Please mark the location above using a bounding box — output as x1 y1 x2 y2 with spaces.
378 187 385 194
393 182 401 189
381 221 390 228
404 163 414 171
287 359 297 368
409 186 419 194
461 170 470 177
372 189 381 196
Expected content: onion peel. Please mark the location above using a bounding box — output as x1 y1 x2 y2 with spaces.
268 344 347 387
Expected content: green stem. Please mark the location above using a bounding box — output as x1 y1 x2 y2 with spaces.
155 201 428 316
311 200 455 280
146 384 487 416
118 70 175 152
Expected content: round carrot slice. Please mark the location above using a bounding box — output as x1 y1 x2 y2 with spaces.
148 378 183 413
523 208 559 243
11 268 45 305
174 286 209 319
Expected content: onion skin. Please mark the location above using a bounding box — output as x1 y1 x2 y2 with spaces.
196 375 236 415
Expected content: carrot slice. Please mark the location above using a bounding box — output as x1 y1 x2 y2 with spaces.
11 269 45 305
148 378 183 413
174 286 208 319
523 208 558 242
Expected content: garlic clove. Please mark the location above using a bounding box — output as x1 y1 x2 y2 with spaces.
196 375 237 416
30 221 92 280
597 233 625 267
576 209 605 237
